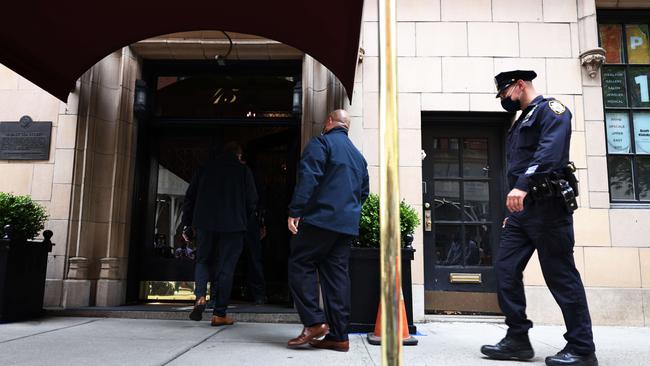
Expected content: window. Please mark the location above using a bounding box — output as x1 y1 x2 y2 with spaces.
599 17 650 202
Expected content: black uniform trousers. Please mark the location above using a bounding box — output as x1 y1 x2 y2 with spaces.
288 223 353 341
195 229 244 317
496 198 595 355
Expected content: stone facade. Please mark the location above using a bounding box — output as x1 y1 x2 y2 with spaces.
0 0 649 325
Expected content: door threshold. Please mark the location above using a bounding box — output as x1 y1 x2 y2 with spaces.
45 303 299 323
423 314 505 324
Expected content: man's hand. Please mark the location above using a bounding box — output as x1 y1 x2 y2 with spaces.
288 217 301 235
182 226 195 242
260 225 267 240
506 188 528 213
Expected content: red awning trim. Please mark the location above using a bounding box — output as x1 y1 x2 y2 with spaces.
0 1 364 102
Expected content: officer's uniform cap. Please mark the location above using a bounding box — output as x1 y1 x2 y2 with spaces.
494 70 537 98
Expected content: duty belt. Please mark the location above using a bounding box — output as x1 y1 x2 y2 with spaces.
529 177 578 213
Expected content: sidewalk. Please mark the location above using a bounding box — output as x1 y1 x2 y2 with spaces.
1 317 648 365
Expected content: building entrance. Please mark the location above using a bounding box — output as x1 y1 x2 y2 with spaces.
126 60 302 308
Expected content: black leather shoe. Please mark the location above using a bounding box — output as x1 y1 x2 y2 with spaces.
545 349 598 366
481 335 535 361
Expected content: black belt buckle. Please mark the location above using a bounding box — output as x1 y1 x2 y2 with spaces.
558 179 578 213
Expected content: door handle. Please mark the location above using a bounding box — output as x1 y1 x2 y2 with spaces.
424 209 432 231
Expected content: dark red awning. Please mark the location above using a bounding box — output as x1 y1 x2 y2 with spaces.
0 1 364 102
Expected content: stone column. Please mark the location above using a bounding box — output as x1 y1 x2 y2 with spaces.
96 257 126 306
63 47 140 308
61 257 91 307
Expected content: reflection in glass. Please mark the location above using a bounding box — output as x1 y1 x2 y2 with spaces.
141 281 214 301
432 138 459 177
608 156 635 200
465 225 491 266
628 67 650 108
633 112 650 154
626 24 650 64
434 225 490 266
434 181 460 220
605 112 631 154
463 138 488 177
154 165 195 259
599 24 623 63
434 225 461 265
637 157 650 201
464 181 490 221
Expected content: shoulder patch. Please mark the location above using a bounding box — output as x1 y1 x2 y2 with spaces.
548 100 566 115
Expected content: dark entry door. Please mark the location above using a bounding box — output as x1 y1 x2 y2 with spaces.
421 114 507 314
134 124 299 302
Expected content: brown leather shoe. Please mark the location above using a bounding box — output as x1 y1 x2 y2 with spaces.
309 338 350 352
287 323 329 348
210 315 235 326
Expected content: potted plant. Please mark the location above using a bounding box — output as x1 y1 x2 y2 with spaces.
0 192 53 322
349 193 420 334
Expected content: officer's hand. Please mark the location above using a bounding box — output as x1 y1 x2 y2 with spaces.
260 225 267 240
288 217 301 235
506 188 528 213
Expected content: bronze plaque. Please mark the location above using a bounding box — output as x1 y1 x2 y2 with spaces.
0 117 52 160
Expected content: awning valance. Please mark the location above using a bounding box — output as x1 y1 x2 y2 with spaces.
0 0 364 102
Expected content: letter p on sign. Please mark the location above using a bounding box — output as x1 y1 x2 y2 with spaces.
631 36 644 49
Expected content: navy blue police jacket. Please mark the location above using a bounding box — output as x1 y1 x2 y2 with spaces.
507 95 572 192
288 127 370 236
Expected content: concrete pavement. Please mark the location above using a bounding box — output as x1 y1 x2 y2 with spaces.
0 317 648 365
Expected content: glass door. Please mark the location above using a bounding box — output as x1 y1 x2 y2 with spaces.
422 117 507 314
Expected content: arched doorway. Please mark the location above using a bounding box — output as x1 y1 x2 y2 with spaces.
61 31 347 311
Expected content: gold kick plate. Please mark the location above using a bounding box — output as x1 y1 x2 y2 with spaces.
449 273 482 284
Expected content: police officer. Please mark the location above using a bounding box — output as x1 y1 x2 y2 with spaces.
286 109 369 352
480 71 598 366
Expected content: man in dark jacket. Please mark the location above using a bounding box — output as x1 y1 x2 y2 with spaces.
286 109 369 352
182 142 257 326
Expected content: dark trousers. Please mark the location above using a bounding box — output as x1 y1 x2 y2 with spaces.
288 223 352 341
245 217 266 300
195 229 244 317
496 199 595 354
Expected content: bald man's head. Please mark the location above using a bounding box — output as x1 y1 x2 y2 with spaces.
323 109 351 133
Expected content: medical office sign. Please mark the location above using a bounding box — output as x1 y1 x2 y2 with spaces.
0 116 52 160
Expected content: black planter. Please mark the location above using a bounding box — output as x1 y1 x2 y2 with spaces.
349 246 416 334
0 229 54 322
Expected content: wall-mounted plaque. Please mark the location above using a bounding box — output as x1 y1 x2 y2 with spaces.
602 68 628 107
0 116 52 160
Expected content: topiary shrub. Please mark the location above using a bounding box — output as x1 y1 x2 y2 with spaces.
356 193 420 248
0 192 48 241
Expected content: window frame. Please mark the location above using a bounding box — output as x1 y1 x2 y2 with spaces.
598 10 650 203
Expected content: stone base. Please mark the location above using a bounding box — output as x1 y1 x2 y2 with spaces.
411 283 426 322
525 286 650 326
43 279 63 307
96 279 126 307
62 279 92 308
